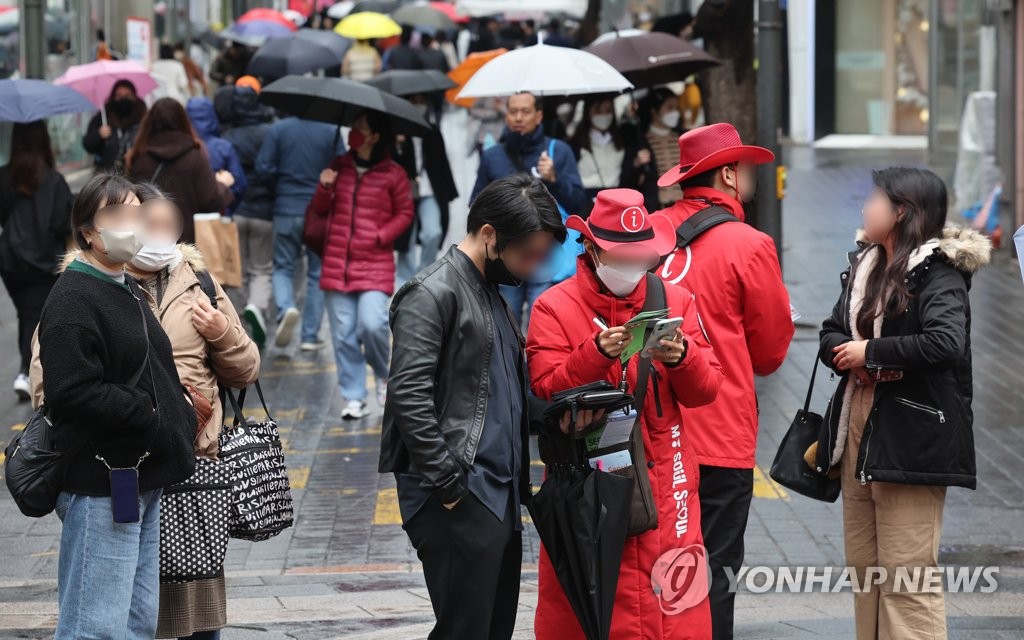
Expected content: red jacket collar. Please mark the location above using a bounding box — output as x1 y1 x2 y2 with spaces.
667 186 746 223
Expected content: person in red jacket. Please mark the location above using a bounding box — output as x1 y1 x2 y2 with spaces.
310 110 414 420
653 123 795 639
527 188 724 640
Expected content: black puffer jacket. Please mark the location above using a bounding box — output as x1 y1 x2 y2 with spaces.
817 227 990 489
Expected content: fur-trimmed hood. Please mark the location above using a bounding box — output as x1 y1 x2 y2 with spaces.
58 243 206 274
854 226 992 275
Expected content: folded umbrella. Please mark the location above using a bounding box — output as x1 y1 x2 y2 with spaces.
364 69 455 96
248 29 352 79
54 60 157 127
457 40 632 99
260 74 431 135
392 3 456 32
529 461 634 640
584 30 718 88
0 79 99 123
334 11 402 40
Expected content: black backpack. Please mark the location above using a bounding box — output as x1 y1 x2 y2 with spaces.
674 205 739 248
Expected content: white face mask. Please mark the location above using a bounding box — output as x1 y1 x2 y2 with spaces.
591 113 614 132
95 227 144 264
130 239 180 272
593 253 647 297
660 110 681 129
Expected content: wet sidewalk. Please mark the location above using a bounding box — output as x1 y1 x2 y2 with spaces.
0 144 1021 639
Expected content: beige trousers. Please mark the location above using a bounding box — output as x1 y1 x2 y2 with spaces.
841 383 948 640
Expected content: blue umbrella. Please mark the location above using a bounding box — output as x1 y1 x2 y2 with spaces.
0 79 98 123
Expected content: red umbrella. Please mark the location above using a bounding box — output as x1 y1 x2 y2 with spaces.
430 1 469 24
237 8 298 31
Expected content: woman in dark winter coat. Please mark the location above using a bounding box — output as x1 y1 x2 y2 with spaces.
815 167 990 640
0 120 72 400
33 173 197 639
82 79 147 172
309 110 414 420
127 98 235 243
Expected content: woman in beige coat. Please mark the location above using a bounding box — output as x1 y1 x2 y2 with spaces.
131 187 260 639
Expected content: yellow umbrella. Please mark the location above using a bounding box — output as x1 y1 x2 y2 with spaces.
334 11 401 40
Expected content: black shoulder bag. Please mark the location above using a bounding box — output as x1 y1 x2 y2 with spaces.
5 296 152 518
768 355 841 502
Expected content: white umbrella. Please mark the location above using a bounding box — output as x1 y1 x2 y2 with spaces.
457 40 632 99
455 0 586 18
327 1 356 19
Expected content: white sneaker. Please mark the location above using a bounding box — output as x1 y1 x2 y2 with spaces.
376 379 388 408
13 373 29 402
244 304 267 348
299 341 325 352
275 307 300 347
341 400 369 420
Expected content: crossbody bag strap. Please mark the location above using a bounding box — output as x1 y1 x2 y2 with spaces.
150 161 167 184
803 354 820 414
630 274 667 424
675 205 739 249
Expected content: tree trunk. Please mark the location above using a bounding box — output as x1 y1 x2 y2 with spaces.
577 0 603 47
694 0 758 225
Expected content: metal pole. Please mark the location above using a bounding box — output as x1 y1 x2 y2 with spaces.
756 0 784 269
21 0 47 79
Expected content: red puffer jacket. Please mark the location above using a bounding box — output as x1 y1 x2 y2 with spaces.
308 152 414 295
527 259 723 640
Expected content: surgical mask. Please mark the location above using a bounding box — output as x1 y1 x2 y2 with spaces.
660 110 681 129
484 242 522 287
130 239 180 272
591 113 613 131
593 253 647 297
95 227 144 263
348 128 367 151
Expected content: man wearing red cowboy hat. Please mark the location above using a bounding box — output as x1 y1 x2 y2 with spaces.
652 122 795 639
527 188 723 640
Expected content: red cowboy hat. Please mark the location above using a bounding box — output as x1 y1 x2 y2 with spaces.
566 188 677 261
657 122 775 188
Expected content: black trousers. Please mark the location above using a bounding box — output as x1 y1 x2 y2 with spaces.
1 275 56 374
698 465 754 640
403 492 522 640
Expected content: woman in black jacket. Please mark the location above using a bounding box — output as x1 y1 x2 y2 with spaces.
816 167 990 640
81 79 147 172
0 120 72 400
35 173 197 639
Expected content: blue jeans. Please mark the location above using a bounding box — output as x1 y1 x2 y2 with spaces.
54 489 162 639
500 281 551 331
325 290 391 401
396 196 444 285
272 215 325 343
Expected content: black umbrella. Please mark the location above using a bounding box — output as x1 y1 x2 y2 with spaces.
392 3 455 32
584 31 718 88
248 29 352 79
260 74 432 135
352 0 400 13
363 69 455 97
528 459 633 640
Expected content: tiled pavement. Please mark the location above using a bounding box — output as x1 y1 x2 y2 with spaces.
0 141 1021 638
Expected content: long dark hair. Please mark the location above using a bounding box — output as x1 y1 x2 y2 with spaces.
126 98 204 172
8 120 54 196
638 87 677 133
855 167 948 338
569 96 624 154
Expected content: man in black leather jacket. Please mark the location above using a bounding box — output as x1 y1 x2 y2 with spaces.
380 175 586 639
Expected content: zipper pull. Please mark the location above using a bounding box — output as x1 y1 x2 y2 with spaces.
938 411 946 424
859 470 867 486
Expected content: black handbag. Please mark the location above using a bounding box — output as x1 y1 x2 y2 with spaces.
4 298 151 518
769 356 841 503
159 457 233 583
542 381 634 429
219 381 294 541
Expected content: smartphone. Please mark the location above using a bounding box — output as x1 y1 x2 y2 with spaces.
642 317 684 357
110 468 141 523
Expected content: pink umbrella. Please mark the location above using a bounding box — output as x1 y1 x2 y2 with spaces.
54 60 157 126
430 1 469 24
237 8 298 31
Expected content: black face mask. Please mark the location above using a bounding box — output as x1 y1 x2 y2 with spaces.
112 98 135 117
484 242 522 287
